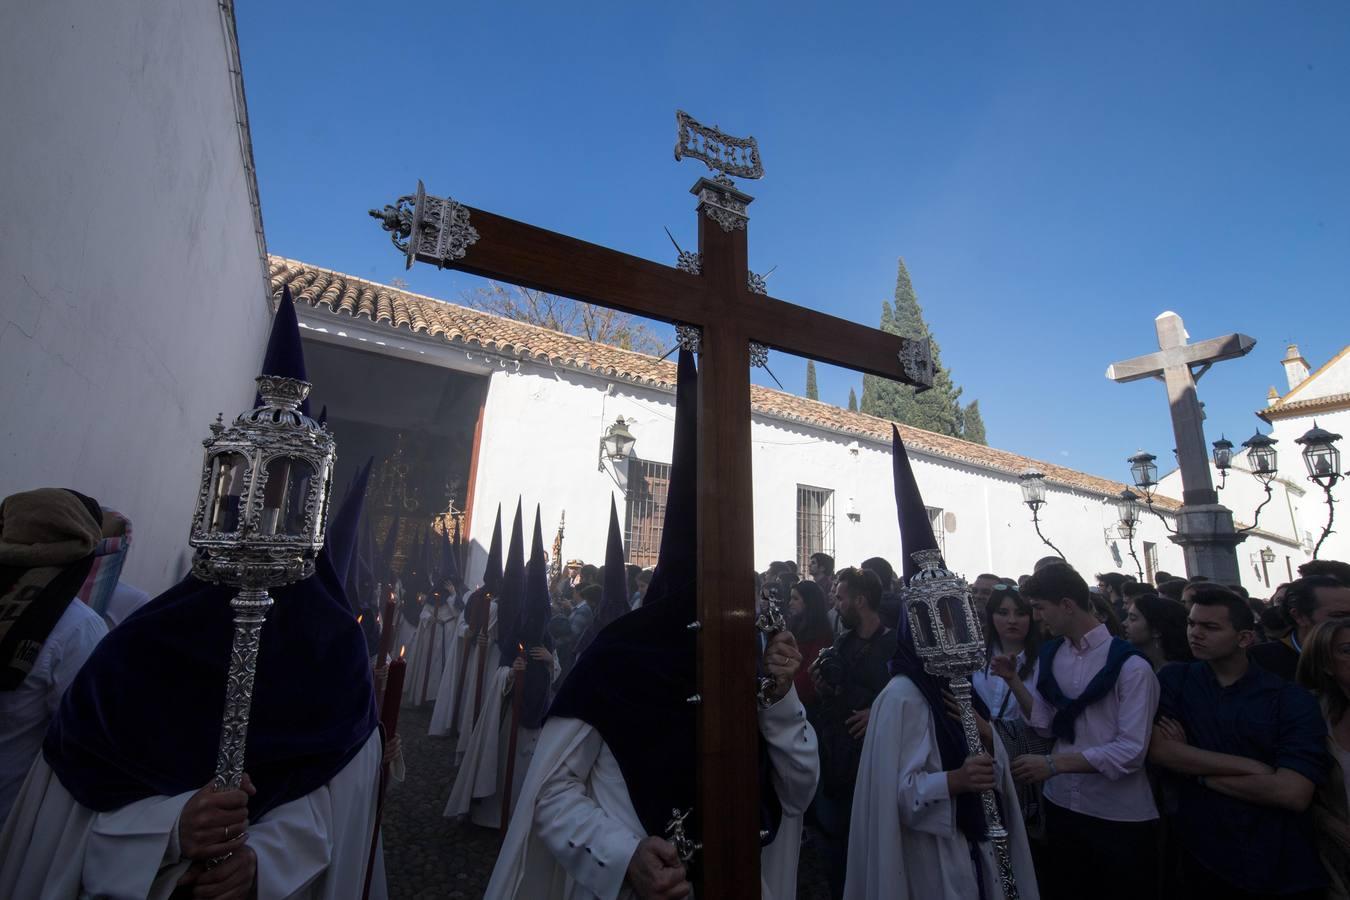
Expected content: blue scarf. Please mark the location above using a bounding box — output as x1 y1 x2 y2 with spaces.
1035 634 1144 743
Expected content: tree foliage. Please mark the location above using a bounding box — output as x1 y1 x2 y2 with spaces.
805 361 819 400
847 387 858 412
860 259 987 445
465 282 665 355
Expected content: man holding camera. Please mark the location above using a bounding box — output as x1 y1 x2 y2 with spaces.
809 566 898 899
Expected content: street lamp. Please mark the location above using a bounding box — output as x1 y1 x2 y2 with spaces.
1242 431 1279 485
1018 467 1064 559
1126 450 1176 535
1128 450 1159 496
597 416 637 487
1295 422 1343 559
1212 435 1235 490
1113 489 1144 580
1235 430 1280 535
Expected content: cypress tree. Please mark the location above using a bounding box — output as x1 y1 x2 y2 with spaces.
961 400 987 444
805 361 819 400
847 387 858 412
860 258 986 444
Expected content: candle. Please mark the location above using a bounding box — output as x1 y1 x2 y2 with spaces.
377 589 397 664
381 646 407 740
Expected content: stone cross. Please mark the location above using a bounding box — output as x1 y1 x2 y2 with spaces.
369 117 929 896
1107 311 1255 506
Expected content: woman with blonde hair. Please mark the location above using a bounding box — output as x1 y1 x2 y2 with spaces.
1297 621 1350 897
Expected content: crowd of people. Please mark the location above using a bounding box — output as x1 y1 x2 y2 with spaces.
4 296 1350 899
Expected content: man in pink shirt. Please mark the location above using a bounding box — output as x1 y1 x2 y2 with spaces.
999 562 1160 900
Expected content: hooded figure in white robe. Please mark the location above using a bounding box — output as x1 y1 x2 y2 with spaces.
0 289 388 900
429 506 504 739
403 588 459 706
447 505 561 829
843 427 1039 900
484 349 819 900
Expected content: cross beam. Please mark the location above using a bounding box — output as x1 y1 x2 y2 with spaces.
1106 311 1255 506
372 177 929 895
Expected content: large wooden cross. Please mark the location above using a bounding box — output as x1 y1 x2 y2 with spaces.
1106 311 1255 506
370 114 929 894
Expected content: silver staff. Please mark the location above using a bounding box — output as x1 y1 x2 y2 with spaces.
904 549 1019 900
189 372 336 789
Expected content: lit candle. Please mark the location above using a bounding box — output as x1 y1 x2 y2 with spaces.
382 645 407 740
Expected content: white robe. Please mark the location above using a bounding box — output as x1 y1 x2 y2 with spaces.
844 676 1040 900
483 685 819 900
0 729 388 900
426 618 467 736
445 654 560 828
403 601 458 706
451 602 501 761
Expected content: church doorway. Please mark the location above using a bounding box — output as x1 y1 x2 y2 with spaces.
302 337 488 578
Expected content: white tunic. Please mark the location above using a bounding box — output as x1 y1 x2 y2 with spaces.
0 599 107 824
445 654 560 829
0 729 387 899
484 685 819 900
403 601 458 706
427 615 467 736
844 676 1040 900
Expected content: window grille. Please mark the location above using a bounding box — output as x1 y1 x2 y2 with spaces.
625 459 670 567
797 486 835 570
926 506 946 558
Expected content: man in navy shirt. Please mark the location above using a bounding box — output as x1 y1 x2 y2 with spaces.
1149 585 1329 900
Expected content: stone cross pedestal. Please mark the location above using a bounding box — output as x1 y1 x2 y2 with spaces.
1107 311 1256 583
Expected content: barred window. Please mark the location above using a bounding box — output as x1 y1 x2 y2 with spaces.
625 459 670 567
797 485 835 570
926 506 947 557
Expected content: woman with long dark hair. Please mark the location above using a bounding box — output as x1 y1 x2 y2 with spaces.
973 582 1039 721
1123 594 1191 671
978 582 1052 838
787 579 832 710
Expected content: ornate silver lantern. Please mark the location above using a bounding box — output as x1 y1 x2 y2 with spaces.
904 549 1020 900
189 372 336 790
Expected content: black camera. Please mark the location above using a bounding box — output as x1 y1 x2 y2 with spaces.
810 645 844 690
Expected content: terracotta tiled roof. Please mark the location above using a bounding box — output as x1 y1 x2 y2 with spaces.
1258 391 1350 422
269 255 1177 510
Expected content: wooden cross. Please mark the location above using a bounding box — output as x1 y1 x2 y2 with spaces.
370 114 929 894
1106 311 1255 506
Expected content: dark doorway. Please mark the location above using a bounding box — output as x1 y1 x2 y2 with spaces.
303 338 488 579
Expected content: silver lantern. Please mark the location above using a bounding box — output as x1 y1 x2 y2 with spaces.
904 548 1020 900
189 372 336 791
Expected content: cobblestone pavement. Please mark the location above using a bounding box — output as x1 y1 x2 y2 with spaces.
382 702 831 899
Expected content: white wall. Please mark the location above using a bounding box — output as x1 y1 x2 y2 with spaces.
0 1 272 592
465 354 1188 584
1269 407 1350 566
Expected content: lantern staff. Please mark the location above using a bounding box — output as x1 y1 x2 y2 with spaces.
189 289 337 791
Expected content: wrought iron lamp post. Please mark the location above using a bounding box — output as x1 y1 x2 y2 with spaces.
904 549 1020 900
1212 435 1235 490
189 372 336 791
1114 489 1145 580
1018 468 1064 559
597 416 636 488
1295 422 1342 559
1237 430 1279 534
1126 450 1176 535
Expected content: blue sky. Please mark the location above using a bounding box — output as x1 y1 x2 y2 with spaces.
237 1 1349 482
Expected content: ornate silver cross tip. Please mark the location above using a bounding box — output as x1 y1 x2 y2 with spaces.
899 338 935 391
369 180 479 270
674 110 764 183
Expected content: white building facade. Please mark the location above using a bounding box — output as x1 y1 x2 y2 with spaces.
274 257 1268 591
